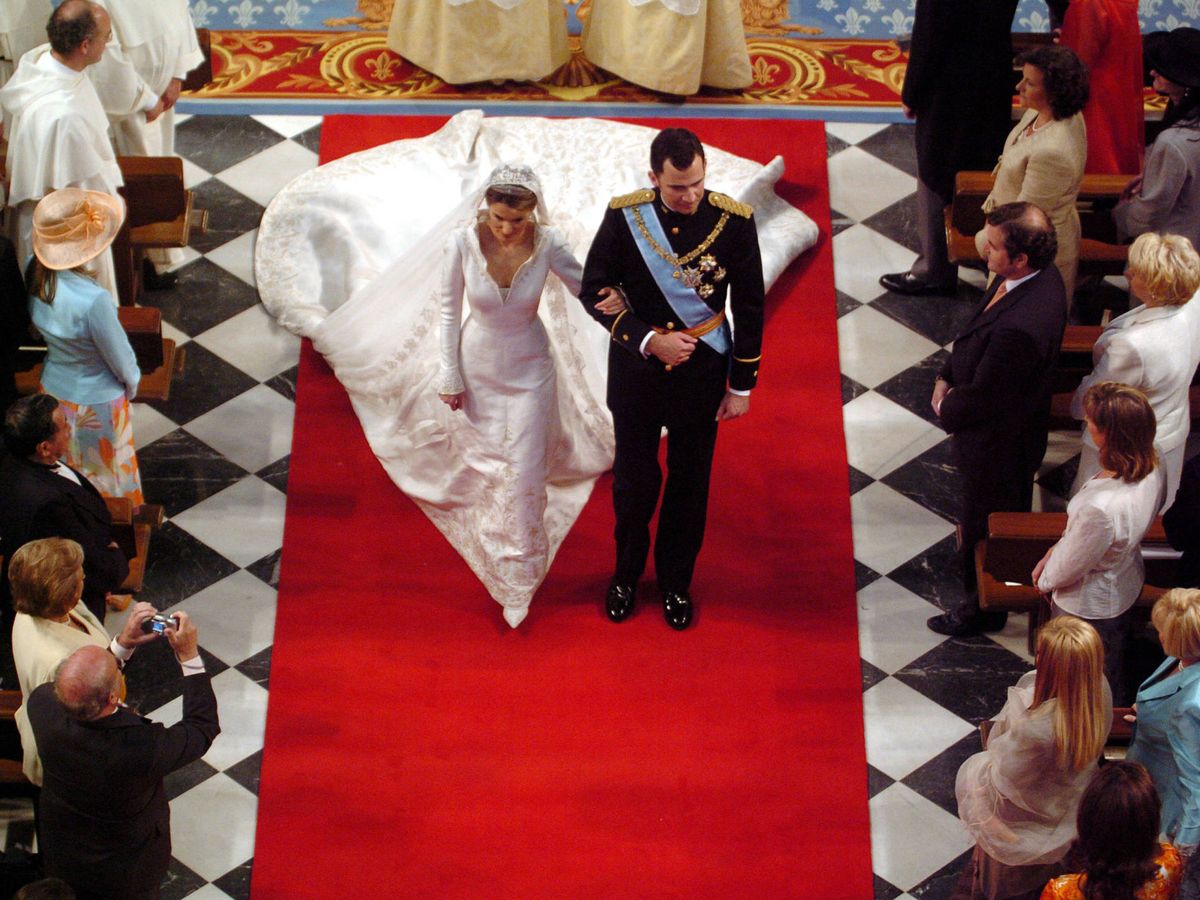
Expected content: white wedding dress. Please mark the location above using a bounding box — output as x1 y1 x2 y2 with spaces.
256 111 818 625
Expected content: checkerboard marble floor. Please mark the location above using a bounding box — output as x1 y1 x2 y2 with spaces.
3 113 1117 898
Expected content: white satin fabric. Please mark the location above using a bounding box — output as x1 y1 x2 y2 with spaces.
624 0 702 16
256 111 818 623
445 0 528 8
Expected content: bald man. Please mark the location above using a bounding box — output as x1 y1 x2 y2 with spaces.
27 613 219 899
0 0 123 297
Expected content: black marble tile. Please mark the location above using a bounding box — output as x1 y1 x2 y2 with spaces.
895 636 1032 725
867 763 895 799
862 657 887 692
856 123 919 178
187 178 266 255
145 343 259 425
164 756 219 802
880 440 961 526
842 373 868 404
139 257 260 337
1038 453 1080 503
825 130 850 158
862 193 920 255
134 520 240 610
245 548 282 589
213 860 254 900
264 364 298 402
174 115 286 174
887 534 969 614
224 749 262 796
256 455 290 495
873 350 950 425
856 560 882 592
836 289 862 317
126 638 230 715
235 644 272 690
830 211 856 236
138 430 250 516
900 731 981 816
871 286 982 347
849 464 874 496
874 874 905 900
159 857 208 900
294 123 323 155
908 847 974 899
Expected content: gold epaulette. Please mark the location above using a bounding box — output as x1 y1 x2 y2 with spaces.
609 189 655 209
709 192 752 218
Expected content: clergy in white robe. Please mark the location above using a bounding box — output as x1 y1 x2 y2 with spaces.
0 3 123 297
387 0 569 85
582 0 752 96
0 0 51 87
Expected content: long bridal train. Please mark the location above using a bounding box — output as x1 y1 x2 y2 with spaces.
256 111 818 625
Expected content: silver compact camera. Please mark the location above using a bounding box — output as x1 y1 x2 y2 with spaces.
141 613 178 635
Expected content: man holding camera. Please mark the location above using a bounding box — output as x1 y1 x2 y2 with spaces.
27 612 219 899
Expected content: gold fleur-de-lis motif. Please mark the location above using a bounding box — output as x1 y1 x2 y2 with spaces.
365 52 401 82
752 56 779 86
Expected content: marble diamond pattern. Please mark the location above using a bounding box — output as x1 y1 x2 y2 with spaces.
0 115 1076 898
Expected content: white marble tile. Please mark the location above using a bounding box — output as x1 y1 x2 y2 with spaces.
857 577 946 675
862 677 975 780
870 782 974 892
828 146 917 222
180 885 235 900
958 266 989 291
1042 427 1082 471
182 157 211 190
130 401 179 448
183 385 295 473
987 619 1036 665
204 228 257 287
833 223 918 303
163 317 191 346
170 476 286 567
164 570 277 668
843 391 946 479
838 305 941 389
825 121 889 145
151 668 268 771
251 114 322 138
850 481 956 577
193 304 299 383
216 139 320 208
168 773 258 882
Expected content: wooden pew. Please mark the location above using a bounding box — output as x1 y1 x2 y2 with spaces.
976 511 1177 652
104 496 152 594
945 171 1136 281
0 690 32 793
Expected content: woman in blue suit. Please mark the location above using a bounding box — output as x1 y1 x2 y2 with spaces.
1128 587 1200 861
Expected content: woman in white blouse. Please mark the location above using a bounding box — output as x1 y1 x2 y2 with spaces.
1035 382 1166 702
1071 232 1200 507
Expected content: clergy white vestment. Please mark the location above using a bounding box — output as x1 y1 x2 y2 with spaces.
0 47 124 296
89 0 202 157
0 0 51 87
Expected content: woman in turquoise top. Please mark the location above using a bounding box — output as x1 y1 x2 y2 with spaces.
26 188 143 504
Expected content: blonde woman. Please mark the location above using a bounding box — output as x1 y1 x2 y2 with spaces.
1070 233 1200 505
956 616 1112 899
1127 588 1200 864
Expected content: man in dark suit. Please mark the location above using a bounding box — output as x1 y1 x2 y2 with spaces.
580 127 764 630
0 393 128 623
880 0 1019 295
0 234 30 413
28 612 219 899
929 202 1068 636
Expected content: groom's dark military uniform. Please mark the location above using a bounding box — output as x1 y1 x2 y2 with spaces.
581 187 765 597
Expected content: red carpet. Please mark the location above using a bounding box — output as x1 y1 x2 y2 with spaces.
252 116 867 897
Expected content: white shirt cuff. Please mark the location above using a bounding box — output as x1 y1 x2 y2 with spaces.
638 333 654 357
141 93 160 113
109 637 134 663
179 655 206 676
728 388 750 397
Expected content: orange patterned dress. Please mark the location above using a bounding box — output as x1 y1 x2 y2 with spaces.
1040 843 1182 899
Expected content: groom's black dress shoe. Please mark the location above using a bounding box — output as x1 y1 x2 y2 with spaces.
662 591 693 631
927 609 1008 637
879 271 956 296
605 583 636 623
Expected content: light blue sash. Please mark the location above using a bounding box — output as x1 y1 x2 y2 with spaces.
623 204 730 355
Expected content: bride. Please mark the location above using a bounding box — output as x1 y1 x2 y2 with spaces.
436 165 621 626
257 112 818 628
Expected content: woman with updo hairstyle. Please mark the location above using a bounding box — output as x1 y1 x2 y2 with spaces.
1036 383 1166 702
1071 233 1200 505
977 44 1089 298
956 615 1112 899
8 537 158 785
1041 760 1182 899
1127 588 1200 867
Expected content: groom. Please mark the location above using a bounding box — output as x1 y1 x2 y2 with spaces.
580 127 765 630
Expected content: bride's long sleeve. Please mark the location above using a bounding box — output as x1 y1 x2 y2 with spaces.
436 232 467 395
545 227 583 297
